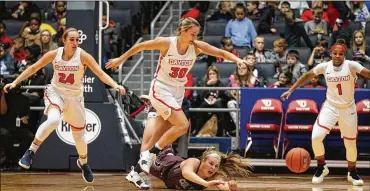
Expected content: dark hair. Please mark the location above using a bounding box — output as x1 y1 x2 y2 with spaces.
235 2 246 12
247 1 259 7
280 70 293 83
281 1 291 7
245 52 256 59
316 39 328 48
286 50 300 60
29 17 41 25
0 21 5 29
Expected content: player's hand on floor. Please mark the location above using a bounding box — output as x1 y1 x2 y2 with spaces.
228 180 238 191
115 85 126 95
280 90 292 101
205 180 224 188
3 83 17 93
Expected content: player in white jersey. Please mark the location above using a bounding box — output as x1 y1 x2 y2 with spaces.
281 41 370 186
3 28 126 183
106 17 248 174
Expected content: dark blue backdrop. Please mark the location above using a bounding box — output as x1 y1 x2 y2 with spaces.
240 88 370 149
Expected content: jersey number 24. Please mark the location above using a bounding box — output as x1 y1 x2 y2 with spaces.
58 73 75 84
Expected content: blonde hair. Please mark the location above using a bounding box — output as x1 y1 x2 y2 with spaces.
201 149 252 178
352 30 366 53
203 65 220 83
62 27 78 43
176 17 200 35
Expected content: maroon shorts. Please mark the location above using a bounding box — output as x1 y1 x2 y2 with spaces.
150 145 184 180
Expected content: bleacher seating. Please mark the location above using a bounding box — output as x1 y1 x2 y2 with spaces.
203 35 223 48
204 21 228 36
213 63 236 78
110 9 132 28
263 34 281 50
255 63 276 83
2 20 25 37
190 61 208 79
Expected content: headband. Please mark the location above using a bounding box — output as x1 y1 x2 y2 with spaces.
331 44 347 53
207 153 221 160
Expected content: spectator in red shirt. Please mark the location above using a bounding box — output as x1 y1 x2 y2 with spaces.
301 1 329 23
0 22 13 50
184 73 193 101
216 37 240 63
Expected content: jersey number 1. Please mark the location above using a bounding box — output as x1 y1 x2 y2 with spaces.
169 67 188 78
336 84 342 95
58 73 75 84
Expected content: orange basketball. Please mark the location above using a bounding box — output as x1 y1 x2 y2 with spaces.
285 148 311 173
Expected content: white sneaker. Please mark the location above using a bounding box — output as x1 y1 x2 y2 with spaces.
312 164 329 184
347 171 364 186
125 166 150 190
139 151 156 174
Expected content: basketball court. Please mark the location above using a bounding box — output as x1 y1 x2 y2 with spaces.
1 172 369 191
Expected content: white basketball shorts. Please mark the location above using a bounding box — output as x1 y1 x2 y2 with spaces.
314 101 358 140
44 85 86 129
149 79 184 120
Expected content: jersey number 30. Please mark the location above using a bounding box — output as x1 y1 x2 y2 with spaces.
169 67 188 78
58 73 75 84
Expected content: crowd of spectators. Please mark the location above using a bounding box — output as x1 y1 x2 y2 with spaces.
180 1 370 138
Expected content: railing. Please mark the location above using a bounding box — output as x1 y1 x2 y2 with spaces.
150 1 173 79
185 86 241 150
119 37 144 94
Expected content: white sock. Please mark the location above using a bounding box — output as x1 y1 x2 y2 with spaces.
140 150 149 157
29 142 39 153
155 143 163 150
79 156 87 165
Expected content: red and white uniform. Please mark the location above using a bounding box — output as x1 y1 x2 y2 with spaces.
313 60 365 139
149 37 196 119
44 47 86 128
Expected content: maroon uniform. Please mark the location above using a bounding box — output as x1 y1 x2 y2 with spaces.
150 145 205 190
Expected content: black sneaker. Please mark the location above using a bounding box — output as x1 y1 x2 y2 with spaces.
312 164 329 184
347 170 364 186
18 150 35 169
77 159 94 183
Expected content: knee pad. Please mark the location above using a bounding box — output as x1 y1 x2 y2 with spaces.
344 139 357 162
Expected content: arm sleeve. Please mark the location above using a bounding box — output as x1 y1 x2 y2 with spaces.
332 1 349 21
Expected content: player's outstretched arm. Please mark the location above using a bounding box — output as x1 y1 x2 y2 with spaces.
105 37 169 69
181 158 224 188
3 50 57 93
194 40 247 67
359 67 370 79
281 70 316 101
215 180 238 191
81 50 125 95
